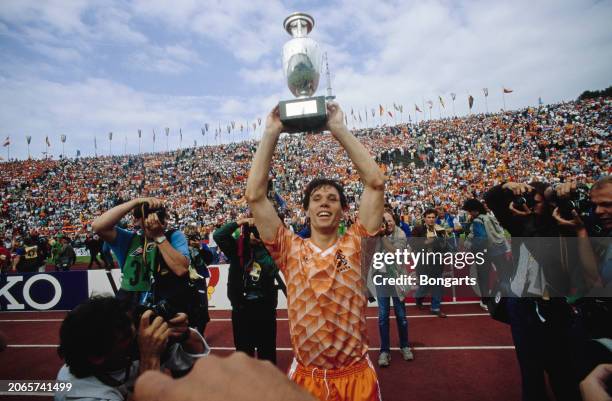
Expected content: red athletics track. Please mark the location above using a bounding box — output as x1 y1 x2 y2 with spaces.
0 302 521 401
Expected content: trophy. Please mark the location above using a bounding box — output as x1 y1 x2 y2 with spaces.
279 13 326 132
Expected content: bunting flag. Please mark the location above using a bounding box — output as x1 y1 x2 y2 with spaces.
26 135 32 145
108 132 113 141
138 129 142 138
344 114 348 125
201 128 205 136
393 103 398 111
365 107 368 121
427 100 433 109
165 127 169 136
468 95 474 109
2 136 9 147
503 87 513 94
398 105 403 113
60 134 66 143
358 113 362 123
387 111 393 118
450 93 456 101
350 108 354 115
227 126 231 134
415 104 422 112
194 140 197 147
379 104 384 116
371 108 375 117
483 88 489 97
231 121 236 130
538 97 543 106
240 124 243 132
205 123 209 132
252 122 257 130
76 150 81 157
257 118 261 126
439 96 445 108
94 137 97 149
152 129 156 142
180 128 183 141
46 136 51 147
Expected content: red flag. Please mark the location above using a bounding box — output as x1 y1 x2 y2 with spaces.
503 87 513 94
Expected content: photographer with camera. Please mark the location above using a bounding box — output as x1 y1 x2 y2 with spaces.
92 198 197 327
551 177 612 388
56 236 76 272
213 217 280 364
484 180 582 401
412 208 449 318
55 295 209 401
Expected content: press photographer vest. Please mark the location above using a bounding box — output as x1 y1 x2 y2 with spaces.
120 235 157 292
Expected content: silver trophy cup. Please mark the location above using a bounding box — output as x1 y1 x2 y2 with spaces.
279 13 327 132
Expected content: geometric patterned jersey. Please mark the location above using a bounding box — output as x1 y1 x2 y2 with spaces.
264 220 374 369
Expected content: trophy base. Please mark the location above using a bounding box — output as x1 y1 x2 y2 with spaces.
279 96 327 133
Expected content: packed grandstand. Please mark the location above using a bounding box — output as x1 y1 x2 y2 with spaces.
1 97 609 244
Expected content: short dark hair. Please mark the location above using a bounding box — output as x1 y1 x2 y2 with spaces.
592 176 612 192
58 296 133 378
462 199 487 214
423 208 437 217
302 178 348 210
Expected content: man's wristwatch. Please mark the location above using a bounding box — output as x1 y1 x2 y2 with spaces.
154 236 166 245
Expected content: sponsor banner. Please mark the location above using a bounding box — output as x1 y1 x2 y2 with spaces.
74 247 89 257
0 271 88 311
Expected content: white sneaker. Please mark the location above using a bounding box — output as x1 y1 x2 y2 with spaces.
400 347 414 361
479 301 489 311
378 352 391 367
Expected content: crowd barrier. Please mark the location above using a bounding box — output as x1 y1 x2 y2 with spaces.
0 265 288 311
1 264 479 311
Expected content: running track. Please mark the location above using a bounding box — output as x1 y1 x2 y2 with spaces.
0 302 521 401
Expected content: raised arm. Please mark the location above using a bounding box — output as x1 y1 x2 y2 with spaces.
91 198 142 243
245 107 284 243
326 102 385 233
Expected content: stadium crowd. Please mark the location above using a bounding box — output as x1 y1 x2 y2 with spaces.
1 97 609 250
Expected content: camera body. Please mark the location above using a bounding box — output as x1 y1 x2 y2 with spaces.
133 202 167 223
133 299 178 325
514 192 536 210
556 186 592 220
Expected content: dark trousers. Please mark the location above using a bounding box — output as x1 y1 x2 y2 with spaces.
231 301 277 364
506 298 580 401
87 250 104 269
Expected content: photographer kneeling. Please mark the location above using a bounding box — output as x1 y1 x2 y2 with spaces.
55 296 209 401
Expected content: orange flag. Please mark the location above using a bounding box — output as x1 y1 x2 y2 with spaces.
379 104 384 116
